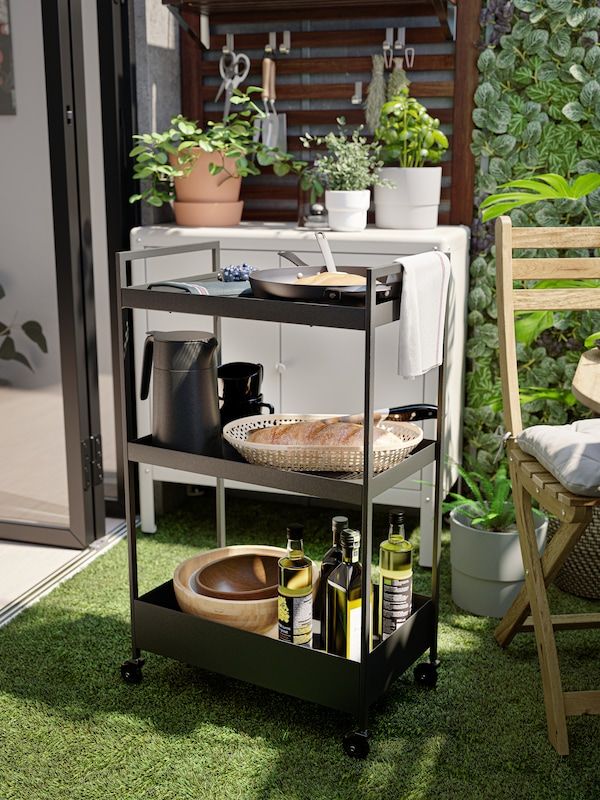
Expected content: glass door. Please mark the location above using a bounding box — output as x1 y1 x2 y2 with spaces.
0 0 104 548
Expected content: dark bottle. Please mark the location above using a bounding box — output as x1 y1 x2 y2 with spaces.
278 524 313 648
379 510 413 640
314 516 348 648
326 528 369 661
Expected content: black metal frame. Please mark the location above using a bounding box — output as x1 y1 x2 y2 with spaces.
0 0 106 549
96 0 138 518
115 240 447 740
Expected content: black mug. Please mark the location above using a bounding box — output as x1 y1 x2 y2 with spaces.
218 362 274 426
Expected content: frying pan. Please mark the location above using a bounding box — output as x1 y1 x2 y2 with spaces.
248 251 402 304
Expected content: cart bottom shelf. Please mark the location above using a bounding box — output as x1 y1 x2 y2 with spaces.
134 581 435 716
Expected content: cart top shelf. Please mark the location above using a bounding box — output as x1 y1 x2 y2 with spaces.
121 273 401 331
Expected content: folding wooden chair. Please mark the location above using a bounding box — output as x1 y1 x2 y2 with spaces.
494 216 600 755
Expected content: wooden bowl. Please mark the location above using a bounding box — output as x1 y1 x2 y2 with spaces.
173 545 287 637
195 553 279 601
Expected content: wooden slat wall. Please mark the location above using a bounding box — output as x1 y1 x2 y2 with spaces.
180 4 479 224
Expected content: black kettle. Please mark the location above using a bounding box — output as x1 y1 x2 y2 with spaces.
140 330 222 457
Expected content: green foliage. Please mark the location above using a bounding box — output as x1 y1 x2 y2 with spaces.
0 285 47 372
443 461 517 532
481 172 600 221
129 89 304 208
374 87 449 168
466 0 600 473
300 118 386 194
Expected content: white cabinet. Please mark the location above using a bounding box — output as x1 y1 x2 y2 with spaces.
130 223 470 566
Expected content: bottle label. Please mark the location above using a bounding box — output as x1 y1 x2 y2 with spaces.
382 575 412 639
347 599 362 661
278 592 313 647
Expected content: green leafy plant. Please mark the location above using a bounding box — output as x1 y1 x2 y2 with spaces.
465 0 600 474
374 87 449 168
300 119 386 198
0 285 47 371
481 172 600 222
443 461 517 532
129 88 304 208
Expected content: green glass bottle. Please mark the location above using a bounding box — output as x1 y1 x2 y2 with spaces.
278 524 313 647
379 510 413 640
315 515 348 648
326 528 367 661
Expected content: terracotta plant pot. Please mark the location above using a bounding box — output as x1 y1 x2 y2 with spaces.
173 200 243 227
170 148 242 203
169 148 244 227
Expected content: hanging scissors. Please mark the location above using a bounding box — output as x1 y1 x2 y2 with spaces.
215 51 251 120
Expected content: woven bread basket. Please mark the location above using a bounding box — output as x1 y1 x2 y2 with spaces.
547 508 600 599
222 414 423 473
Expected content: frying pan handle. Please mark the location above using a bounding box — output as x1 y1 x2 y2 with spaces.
278 250 309 267
388 403 438 422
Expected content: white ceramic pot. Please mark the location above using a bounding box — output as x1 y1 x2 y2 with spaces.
325 190 371 232
374 166 442 229
450 508 548 618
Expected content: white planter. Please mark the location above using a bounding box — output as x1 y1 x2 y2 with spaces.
325 190 371 232
374 166 442 230
450 509 548 618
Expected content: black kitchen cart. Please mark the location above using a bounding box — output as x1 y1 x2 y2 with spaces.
115 240 447 759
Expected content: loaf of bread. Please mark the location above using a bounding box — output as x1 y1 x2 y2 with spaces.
248 420 402 449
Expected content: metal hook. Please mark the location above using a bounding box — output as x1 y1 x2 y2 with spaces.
265 31 277 54
222 32 234 54
394 27 406 51
383 27 394 69
351 80 363 105
404 47 415 69
279 30 291 54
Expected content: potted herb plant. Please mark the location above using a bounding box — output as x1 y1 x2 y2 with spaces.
445 461 548 617
129 89 301 227
373 87 448 229
301 120 387 232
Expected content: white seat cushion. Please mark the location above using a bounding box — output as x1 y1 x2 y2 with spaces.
516 419 600 497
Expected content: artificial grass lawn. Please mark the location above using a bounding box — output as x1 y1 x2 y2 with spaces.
0 493 598 800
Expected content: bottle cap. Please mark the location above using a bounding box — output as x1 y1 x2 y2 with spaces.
389 509 404 527
286 523 304 538
340 528 361 548
332 515 349 533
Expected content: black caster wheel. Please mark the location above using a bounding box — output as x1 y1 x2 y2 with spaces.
343 730 370 759
414 661 438 688
121 659 144 685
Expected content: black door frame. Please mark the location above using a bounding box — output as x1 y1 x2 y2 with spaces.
0 0 104 548
97 0 139 521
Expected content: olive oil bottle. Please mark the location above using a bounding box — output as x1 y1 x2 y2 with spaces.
379 510 413 640
278 524 313 647
326 528 369 661
314 515 348 647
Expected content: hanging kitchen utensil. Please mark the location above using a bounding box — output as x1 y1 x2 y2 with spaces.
270 58 287 153
215 50 250 121
315 231 337 273
255 55 278 148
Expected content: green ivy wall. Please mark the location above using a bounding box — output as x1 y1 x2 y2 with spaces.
465 0 600 472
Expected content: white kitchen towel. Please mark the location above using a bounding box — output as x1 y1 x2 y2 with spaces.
396 250 451 378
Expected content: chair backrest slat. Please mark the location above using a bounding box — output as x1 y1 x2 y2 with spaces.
513 288 600 311
513 257 600 280
511 226 600 248
495 217 600 437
